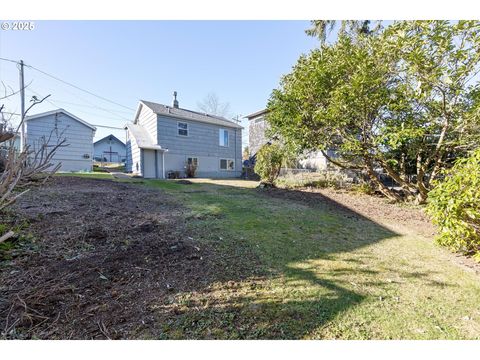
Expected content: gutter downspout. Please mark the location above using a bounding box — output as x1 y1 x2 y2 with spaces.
162 149 168 179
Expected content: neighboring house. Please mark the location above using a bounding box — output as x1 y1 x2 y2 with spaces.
125 93 243 179
94 134 126 163
25 109 96 172
245 109 335 171
245 109 270 156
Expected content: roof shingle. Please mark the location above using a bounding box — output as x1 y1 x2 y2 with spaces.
138 100 243 129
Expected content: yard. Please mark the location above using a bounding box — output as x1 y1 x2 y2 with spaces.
1 175 479 339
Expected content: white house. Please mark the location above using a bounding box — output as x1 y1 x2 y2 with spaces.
25 109 96 172
94 134 126 163
125 93 243 179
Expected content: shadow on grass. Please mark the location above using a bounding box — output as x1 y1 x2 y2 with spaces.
139 180 405 339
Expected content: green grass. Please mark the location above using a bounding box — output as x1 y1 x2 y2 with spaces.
138 179 480 339
57 174 480 339
56 171 113 179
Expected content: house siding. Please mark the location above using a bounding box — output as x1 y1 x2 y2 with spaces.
125 131 141 176
157 115 242 178
94 137 126 163
248 114 269 156
137 104 158 142
25 112 95 172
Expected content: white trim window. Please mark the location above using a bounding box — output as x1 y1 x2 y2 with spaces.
219 129 229 147
187 157 198 167
178 122 188 136
220 158 235 171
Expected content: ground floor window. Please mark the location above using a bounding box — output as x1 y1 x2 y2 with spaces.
187 157 198 167
220 158 235 171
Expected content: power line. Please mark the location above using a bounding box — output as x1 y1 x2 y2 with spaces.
49 99 133 114
26 88 130 122
92 124 125 130
0 57 19 64
24 63 135 111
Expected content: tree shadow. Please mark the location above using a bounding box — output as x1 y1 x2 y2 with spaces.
1 177 447 339
143 181 410 339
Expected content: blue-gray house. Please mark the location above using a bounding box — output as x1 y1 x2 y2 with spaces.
94 134 126 163
125 93 243 179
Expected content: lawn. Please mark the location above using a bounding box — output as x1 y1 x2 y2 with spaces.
2 175 480 339
138 178 480 339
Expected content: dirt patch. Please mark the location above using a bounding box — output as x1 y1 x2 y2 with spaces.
0 177 225 339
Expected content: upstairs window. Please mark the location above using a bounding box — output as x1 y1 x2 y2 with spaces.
178 122 188 136
219 129 229 147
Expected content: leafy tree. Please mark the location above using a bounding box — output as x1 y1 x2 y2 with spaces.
426 148 480 261
305 20 377 43
268 21 480 203
254 143 284 185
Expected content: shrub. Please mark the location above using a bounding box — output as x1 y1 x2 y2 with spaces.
426 148 480 261
351 181 375 195
254 143 284 185
185 163 197 178
276 170 354 190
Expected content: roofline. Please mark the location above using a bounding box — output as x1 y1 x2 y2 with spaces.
133 101 144 124
26 109 97 131
156 110 243 129
244 108 269 120
93 134 125 146
138 100 243 129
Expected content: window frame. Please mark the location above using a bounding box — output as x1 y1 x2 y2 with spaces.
219 128 229 147
177 121 189 137
219 158 235 171
187 157 199 167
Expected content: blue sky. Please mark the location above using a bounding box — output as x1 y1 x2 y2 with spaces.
0 21 319 145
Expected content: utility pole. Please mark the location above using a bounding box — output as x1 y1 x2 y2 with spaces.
19 60 26 151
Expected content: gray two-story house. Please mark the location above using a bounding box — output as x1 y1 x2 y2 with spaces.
125 94 243 178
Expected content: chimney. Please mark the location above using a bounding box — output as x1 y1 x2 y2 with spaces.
172 91 179 108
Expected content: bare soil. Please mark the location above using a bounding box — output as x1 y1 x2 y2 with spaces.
1 177 477 339
0 177 225 339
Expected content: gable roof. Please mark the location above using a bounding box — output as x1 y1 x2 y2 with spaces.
25 109 97 131
125 123 163 151
94 134 125 146
135 100 243 129
245 108 269 120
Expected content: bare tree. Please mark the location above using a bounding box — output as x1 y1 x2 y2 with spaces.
197 92 231 118
0 92 65 219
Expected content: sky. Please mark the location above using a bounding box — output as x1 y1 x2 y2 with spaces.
0 21 320 146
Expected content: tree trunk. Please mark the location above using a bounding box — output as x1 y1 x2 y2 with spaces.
378 159 417 197
364 160 402 202
416 153 429 204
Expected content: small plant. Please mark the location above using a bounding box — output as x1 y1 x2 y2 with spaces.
254 143 284 185
351 181 375 195
426 148 480 261
276 170 353 190
185 163 197 178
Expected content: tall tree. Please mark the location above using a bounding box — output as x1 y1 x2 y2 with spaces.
268 21 480 203
305 20 375 43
